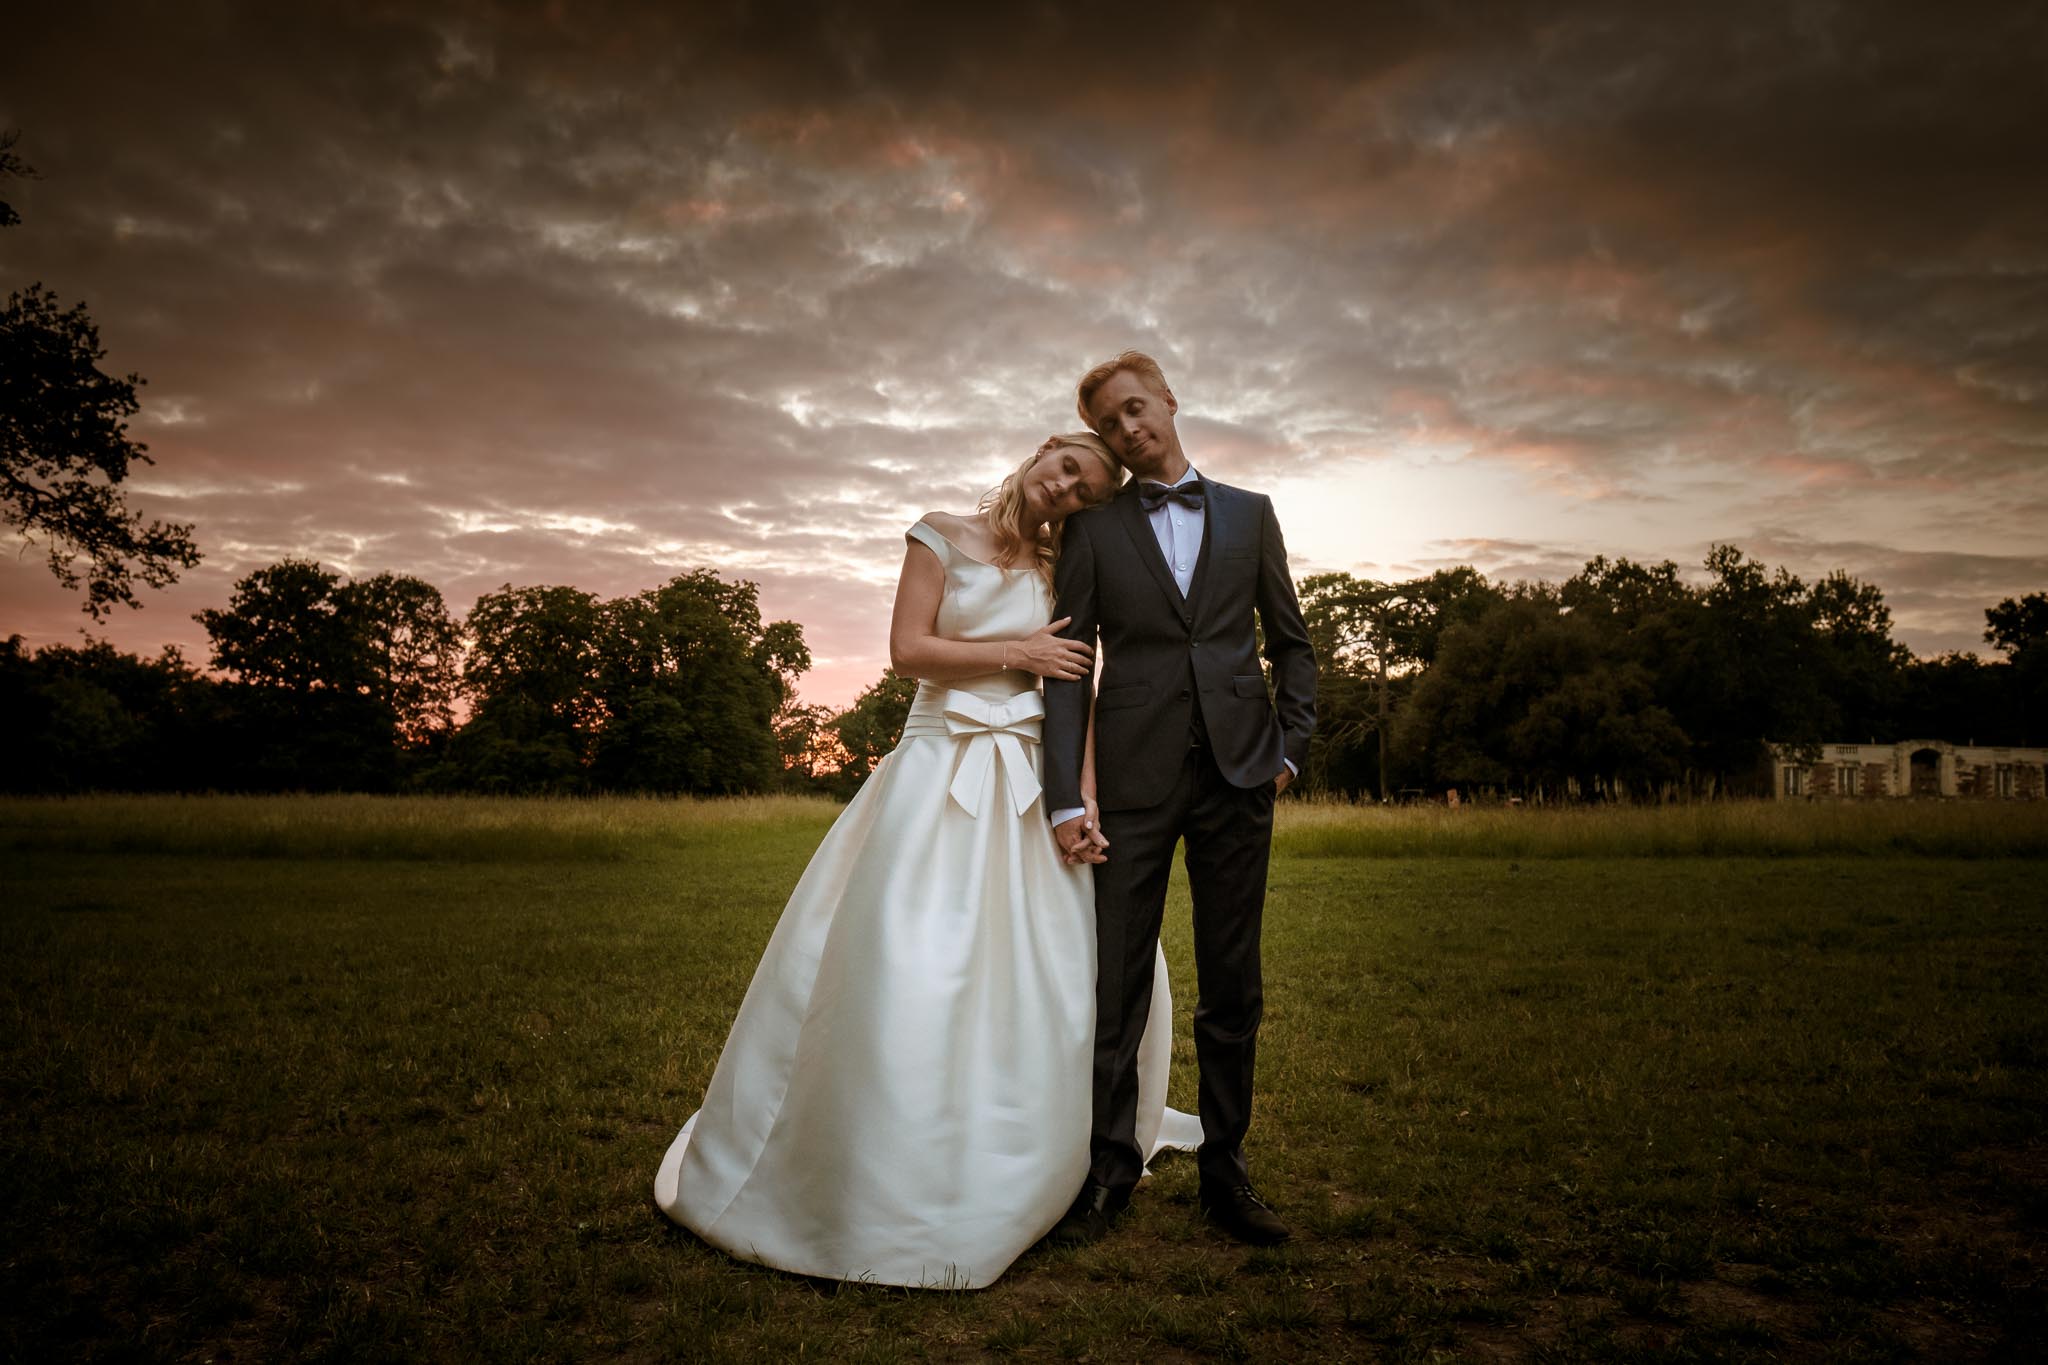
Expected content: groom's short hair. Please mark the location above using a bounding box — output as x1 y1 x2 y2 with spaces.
1076 351 1174 426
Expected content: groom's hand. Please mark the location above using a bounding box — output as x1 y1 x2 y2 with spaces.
1080 798 1109 862
1273 765 1294 796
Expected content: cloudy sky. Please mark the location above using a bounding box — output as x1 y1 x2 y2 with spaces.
4 0 2045 706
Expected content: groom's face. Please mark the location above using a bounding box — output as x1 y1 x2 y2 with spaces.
1085 369 1180 480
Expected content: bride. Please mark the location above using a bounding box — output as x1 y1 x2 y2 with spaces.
654 432 1199 1288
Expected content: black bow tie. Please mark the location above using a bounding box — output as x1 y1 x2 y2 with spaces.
1139 480 1205 513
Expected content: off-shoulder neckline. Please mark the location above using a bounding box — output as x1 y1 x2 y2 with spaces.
915 514 1037 574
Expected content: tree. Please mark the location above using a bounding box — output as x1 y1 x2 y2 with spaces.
1896 651 2020 746
195 559 463 788
1984 591 2048 744
1296 574 1382 796
1395 596 1542 795
1561 555 1694 679
831 670 918 794
1398 566 1509 666
197 559 361 694
1 634 238 793
198 559 461 729
193 558 384 790
774 698 845 791
1662 546 1821 789
1505 655 1689 798
454 569 807 795
1298 573 1412 799
1807 569 1907 741
465 584 605 726
0 129 31 228
455 584 605 791
589 571 808 793
1985 592 2048 658
348 571 463 743
1395 586 1690 800
440 703 589 794
1 131 202 617
1299 567 1505 798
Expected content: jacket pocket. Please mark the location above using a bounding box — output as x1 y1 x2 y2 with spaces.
1098 683 1151 712
1231 674 1267 699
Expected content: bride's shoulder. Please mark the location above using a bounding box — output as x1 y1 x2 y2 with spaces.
908 510 996 558
906 511 963 560
918 509 985 535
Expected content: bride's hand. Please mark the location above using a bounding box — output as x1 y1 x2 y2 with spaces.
1004 618 1092 680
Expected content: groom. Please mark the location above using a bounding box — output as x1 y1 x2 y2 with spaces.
1043 351 1317 1246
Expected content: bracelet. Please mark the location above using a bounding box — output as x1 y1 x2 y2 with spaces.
1001 643 1011 669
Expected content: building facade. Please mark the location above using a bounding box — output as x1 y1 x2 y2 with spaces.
1771 740 2047 800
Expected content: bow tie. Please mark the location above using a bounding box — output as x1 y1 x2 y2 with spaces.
1140 480 1205 513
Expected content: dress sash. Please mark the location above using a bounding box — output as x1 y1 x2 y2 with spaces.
899 685 1044 818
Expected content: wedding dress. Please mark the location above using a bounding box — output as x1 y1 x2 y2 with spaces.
654 515 1199 1288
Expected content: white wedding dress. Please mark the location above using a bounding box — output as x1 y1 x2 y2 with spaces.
654 515 1199 1288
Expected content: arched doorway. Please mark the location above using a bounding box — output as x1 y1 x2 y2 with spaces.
1909 747 1941 797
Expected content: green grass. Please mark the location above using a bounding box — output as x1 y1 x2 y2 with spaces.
7 790 2041 862
1276 795 2048 859
0 792 832 862
3 796 2043 1361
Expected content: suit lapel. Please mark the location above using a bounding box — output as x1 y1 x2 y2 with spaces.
1116 485 1186 614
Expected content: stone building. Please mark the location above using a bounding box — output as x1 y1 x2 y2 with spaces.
1771 740 2047 800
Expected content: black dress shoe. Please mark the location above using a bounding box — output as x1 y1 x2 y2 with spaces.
1050 1178 1131 1246
1198 1181 1291 1245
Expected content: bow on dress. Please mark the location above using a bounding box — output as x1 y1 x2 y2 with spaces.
940 690 1044 818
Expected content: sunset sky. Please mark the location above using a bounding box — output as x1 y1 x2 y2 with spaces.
4 1 2044 707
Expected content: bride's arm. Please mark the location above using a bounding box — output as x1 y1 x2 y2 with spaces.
888 543 1093 682
1082 696 1098 805
1077 693 1110 855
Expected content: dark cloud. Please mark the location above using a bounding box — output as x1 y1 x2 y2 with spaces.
3 0 2043 702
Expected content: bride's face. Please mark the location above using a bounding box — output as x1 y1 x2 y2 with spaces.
1021 446 1117 526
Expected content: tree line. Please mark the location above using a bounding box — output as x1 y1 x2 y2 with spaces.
1300 550 2046 801
3 560 810 795
6 548 2039 800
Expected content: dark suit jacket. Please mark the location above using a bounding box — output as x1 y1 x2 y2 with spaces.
1044 477 1317 813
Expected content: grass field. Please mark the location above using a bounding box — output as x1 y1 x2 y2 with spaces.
3 796 2043 1362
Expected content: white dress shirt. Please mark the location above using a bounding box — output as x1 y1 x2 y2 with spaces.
1148 465 1205 598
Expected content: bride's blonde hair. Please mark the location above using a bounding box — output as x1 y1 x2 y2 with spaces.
979 432 1125 585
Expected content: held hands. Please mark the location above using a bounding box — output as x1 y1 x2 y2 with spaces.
1003 618 1092 681
1054 797 1110 865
